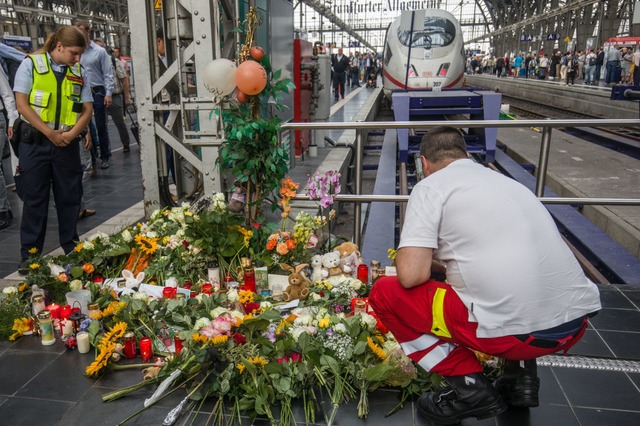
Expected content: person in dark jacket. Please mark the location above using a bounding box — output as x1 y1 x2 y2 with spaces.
331 47 350 101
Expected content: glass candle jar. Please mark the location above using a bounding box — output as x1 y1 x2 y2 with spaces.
76 331 90 354
357 264 369 283
87 302 100 319
124 332 137 359
139 337 153 362
32 295 46 316
38 310 56 345
174 336 184 355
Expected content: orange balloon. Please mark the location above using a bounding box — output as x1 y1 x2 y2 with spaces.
236 90 249 103
235 60 267 95
250 46 265 61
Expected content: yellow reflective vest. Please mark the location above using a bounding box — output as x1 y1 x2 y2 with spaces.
29 53 84 129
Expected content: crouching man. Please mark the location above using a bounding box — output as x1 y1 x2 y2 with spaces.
369 127 601 424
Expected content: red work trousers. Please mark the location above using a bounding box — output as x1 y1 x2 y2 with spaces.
368 277 586 377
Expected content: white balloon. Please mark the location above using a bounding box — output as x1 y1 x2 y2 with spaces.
202 58 237 97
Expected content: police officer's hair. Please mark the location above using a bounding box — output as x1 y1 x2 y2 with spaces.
420 127 468 164
37 25 87 54
74 18 91 30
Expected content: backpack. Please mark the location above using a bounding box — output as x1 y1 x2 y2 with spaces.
588 55 596 66
571 58 578 69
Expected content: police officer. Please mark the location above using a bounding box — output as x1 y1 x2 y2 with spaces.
14 25 93 264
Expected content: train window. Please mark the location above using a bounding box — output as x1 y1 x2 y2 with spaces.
397 17 456 49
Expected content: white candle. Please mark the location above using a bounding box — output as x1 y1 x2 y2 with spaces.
61 319 74 337
76 331 90 354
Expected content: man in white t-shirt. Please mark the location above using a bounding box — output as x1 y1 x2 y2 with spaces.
369 127 601 424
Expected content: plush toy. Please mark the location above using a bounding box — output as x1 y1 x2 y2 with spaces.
321 251 343 284
280 263 311 302
334 241 361 277
119 269 145 296
227 182 246 213
310 254 324 284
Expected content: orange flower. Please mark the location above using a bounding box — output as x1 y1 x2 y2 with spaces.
83 263 95 274
266 239 277 251
285 239 295 250
276 242 289 255
58 273 69 283
268 233 280 241
279 177 299 199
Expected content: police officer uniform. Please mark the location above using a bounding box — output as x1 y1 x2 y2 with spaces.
14 52 93 261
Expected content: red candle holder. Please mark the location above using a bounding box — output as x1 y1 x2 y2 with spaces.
139 337 153 362
357 264 369 283
182 280 192 289
46 303 61 320
201 283 213 295
243 270 257 293
60 305 72 320
124 332 137 359
174 336 184 355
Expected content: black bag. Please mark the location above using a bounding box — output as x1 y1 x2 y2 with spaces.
588 56 596 66
126 105 140 144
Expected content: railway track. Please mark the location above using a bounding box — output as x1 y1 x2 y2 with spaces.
502 95 640 158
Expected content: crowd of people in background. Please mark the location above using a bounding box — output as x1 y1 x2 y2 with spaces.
467 45 639 87
330 49 380 100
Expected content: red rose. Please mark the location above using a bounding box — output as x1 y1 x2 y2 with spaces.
233 333 246 345
244 302 260 313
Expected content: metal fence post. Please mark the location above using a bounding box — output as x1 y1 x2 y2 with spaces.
536 124 552 197
354 127 363 247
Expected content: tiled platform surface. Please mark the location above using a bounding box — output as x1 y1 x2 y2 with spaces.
1 83 640 425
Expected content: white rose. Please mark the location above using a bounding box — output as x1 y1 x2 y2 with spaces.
310 292 321 301
348 278 363 291
146 231 157 239
175 229 185 238
294 314 313 326
2 286 17 295
334 323 347 333
194 317 211 330
360 312 378 331
227 289 239 302
83 241 95 250
259 301 273 310
210 307 229 318
132 291 149 303
69 280 83 291
121 229 133 242
290 326 309 342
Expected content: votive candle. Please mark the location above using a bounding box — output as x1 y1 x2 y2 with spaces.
140 337 153 362
76 331 90 353
60 305 72 320
46 303 61 320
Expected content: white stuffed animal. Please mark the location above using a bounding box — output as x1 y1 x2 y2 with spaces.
321 251 343 285
119 269 145 296
310 254 323 284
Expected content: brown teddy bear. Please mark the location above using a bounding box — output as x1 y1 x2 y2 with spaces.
280 263 310 301
334 241 362 277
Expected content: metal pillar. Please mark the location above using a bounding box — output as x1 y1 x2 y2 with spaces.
128 0 228 217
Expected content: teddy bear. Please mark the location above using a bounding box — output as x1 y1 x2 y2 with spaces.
334 241 361 277
280 263 311 302
310 254 324 284
321 251 343 284
119 269 145 296
227 181 246 213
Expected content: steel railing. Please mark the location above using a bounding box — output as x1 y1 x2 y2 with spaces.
281 118 640 246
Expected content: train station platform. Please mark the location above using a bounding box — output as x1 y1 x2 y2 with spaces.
1 82 640 425
465 74 638 119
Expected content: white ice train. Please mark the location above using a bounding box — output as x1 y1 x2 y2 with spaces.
382 9 466 96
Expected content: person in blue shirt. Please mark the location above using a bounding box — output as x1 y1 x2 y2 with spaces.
13 25 93 266
74 19 114 169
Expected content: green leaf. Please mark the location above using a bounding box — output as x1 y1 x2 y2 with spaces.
364 364 396 383
70 265 84 279
319 354 340 373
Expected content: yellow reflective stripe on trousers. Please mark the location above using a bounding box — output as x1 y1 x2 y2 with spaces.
431 287 451 338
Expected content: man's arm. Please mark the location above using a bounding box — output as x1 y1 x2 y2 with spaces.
396 246 433 288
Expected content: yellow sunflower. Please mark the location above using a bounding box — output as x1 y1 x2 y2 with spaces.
236 363 246 374
367 336 388 360
248 356 268 367
103 322 127 343
210 335 229 345
135 234 159 255
86 340 116 378
192 333 208 345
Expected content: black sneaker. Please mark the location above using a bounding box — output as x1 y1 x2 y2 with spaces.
123 146 130 153
417 373 507 424
495 370 540 407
